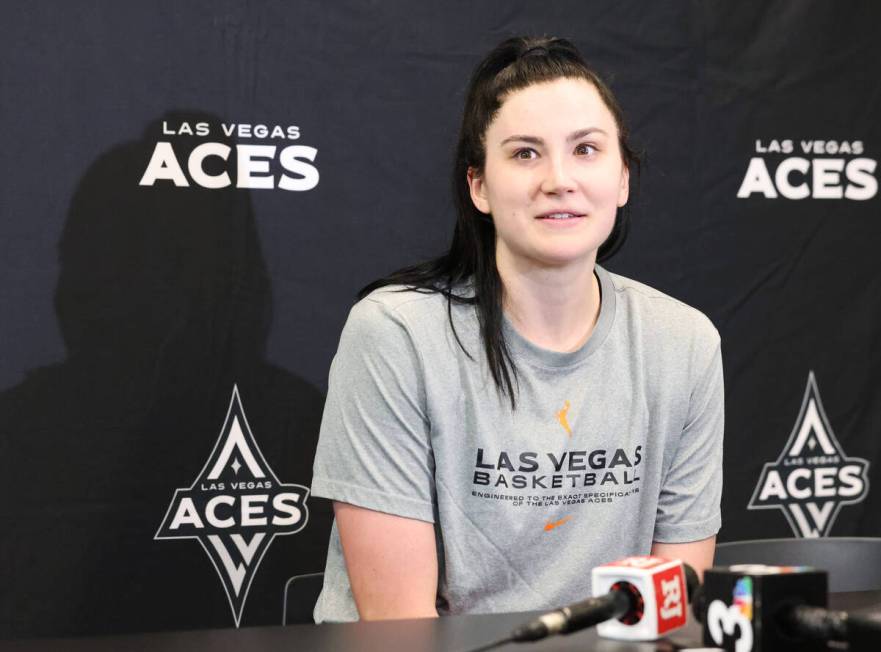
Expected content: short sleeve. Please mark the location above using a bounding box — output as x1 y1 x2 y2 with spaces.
653 332 724 543
311 295 436 523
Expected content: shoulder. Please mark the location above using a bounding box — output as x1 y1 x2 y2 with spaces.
338 285 464 356
605 268 720 348
601 268 721 382
337 284 477 375
348 285 450 331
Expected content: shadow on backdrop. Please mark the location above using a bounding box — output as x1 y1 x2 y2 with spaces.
0 112 331 638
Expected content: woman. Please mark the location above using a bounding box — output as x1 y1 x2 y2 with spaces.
311 36 723 623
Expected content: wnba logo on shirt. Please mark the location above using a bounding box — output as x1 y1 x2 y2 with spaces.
555 400 573 436
155 385 310 626
748 372 869 538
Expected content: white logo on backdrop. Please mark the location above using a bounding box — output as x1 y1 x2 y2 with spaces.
140 120 319 191
748 372 869 537
737 139 877 200
155 386 310 626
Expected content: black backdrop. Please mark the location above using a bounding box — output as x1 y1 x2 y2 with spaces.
1 0 879 639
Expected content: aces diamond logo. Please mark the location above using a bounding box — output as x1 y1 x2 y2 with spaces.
156 386 309 626
748 372 869 538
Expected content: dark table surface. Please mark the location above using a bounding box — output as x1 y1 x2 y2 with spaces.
2 591 879 651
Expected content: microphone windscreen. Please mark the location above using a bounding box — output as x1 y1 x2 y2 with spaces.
592 556 689 641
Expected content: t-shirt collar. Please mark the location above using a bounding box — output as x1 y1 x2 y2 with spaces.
501 264 616 369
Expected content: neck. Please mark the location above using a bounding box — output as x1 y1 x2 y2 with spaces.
497 249 601 353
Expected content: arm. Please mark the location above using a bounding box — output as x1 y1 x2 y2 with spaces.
334 501 439 620
651 535 716 580
311 298 440 621
653 333 724 566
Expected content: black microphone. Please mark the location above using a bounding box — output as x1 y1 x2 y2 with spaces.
695 564 826 651
507 586 636 642
776 601 881 651
693 564 881 652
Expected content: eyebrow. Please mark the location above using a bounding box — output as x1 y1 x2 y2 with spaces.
499 127 609 147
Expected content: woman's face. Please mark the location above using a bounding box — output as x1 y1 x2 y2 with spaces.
468 77 629 271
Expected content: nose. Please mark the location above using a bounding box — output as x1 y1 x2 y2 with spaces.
539 155 576 195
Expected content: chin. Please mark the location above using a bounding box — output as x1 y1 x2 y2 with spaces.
531 247 600 268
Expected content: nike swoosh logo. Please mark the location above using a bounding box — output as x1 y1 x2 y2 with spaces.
544 516 572 532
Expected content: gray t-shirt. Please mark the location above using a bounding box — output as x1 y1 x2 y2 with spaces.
311 265 723 622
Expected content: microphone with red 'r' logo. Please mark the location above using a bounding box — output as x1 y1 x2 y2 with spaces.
464 556 699 652
591 555 696 641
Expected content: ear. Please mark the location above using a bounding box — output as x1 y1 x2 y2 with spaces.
467 166 491 214
617 165 630 207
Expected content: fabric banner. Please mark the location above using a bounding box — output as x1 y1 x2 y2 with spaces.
1 0 878 638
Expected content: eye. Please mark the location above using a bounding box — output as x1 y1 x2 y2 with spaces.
513 148 538 160
575 143 597 156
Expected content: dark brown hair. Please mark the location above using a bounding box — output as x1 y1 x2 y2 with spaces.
361 36 640 408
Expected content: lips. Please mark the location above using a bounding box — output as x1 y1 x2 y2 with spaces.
536 210 586 220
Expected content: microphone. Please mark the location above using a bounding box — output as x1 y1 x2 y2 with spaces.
471 556 698 650
693 564 881 652
505 582 633 643
592 556 698 640
776 603 881 652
